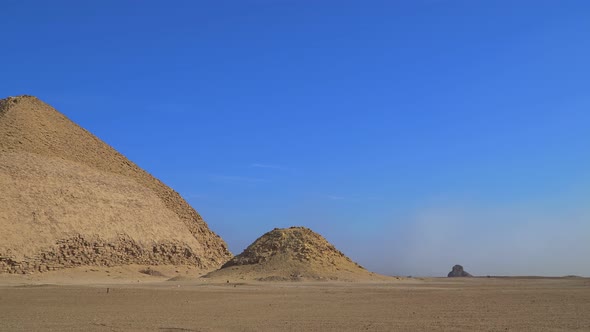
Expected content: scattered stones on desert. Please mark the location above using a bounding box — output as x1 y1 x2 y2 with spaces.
1 96 589 331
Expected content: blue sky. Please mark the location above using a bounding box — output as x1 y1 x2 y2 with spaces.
2 0 589 276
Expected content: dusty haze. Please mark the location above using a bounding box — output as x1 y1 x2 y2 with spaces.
353 204 590 277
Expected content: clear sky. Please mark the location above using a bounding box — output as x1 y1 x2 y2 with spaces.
2 0 589 276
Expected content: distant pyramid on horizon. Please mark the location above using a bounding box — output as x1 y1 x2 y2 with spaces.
448 264 473 277
206 226 386 281
0 95 231 274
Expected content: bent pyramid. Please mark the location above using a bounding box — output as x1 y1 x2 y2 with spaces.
0 95 231 274
206 226 378 281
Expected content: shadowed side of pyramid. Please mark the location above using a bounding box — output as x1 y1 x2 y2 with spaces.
0 96 231 274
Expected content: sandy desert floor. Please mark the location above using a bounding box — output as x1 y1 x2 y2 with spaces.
0 267 589 331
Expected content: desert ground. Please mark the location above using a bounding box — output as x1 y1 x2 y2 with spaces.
1 266 588 332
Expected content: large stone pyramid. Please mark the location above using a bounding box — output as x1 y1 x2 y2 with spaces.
206 227 379 281
0 95 231 273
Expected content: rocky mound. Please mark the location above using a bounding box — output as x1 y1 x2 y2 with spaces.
448 264 473 277
205 227 381 281
0 95 231 274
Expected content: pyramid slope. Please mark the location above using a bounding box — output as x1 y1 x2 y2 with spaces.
0 96 231 273
206 227 384 281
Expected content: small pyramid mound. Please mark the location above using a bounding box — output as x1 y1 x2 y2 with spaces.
0 96 231 274
447 264 473 277
206 227 380 281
